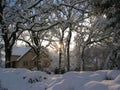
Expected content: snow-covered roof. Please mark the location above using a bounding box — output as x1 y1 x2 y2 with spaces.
12 46 31 57
0 46 31 61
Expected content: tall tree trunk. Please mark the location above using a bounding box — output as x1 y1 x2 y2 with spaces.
5 47 12 68
36 50 41 71
58 29 65 73
36 53 39 70
3 27 17 68
0 0 3 23
81 46 85 71
59 46 62 73
0 2 12 68
77 45 81 71
0 0 13 68
66 28 72 71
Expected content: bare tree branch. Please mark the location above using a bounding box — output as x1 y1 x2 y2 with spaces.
28 0 43 9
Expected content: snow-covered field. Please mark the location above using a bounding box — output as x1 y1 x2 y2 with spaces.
0 68 120 90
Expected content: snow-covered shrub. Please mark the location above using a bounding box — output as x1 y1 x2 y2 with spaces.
27 76 45 84
22 71 47 84
104 76 113 80
54 67 65 74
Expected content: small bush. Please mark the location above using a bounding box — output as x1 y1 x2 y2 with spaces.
54 67 66 74
28 76 47 84
104 76 113 80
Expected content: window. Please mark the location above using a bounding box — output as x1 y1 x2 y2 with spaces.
23 61 28 66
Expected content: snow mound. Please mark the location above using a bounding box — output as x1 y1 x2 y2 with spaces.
0 68 48 90
22 71 47 84
63 71 93 78
107 70 120 79
84 81 108 90
109 84 120 90
48 70 120 90
50 76 89 90
114 75 120 84
0 68 120 90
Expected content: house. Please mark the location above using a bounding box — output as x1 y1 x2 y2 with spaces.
11 46 51 70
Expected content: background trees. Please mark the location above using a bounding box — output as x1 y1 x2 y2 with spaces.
90 0 120 69
0 0 59 68
0 0 26 67
0 0 120 71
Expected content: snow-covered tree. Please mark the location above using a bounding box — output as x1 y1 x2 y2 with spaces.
0 0 59 68
73 13 113 70
91 0 120 69
57 0 90 71
0 0 26 67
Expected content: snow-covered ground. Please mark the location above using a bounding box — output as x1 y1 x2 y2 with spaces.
0 68 120 90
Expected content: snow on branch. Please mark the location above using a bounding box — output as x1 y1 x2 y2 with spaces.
29 21 61 32
86 36 110 46
58 2 90 13
28 0 43 9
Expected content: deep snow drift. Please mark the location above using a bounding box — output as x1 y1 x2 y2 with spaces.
0 68 120 90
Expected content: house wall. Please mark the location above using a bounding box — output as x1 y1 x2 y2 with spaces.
34 53 52 70
15 49 36 69
40 58 51 68
12 48 52 70
11 55 20 61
